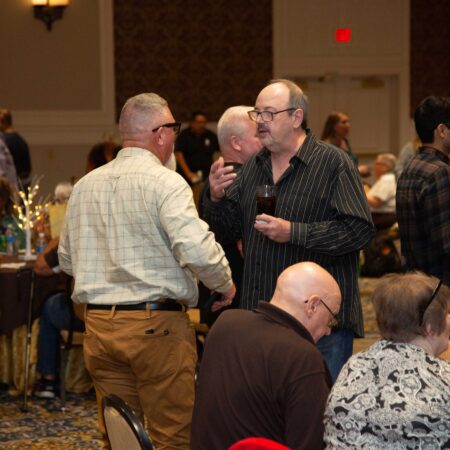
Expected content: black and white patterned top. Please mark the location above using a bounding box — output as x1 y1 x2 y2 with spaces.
324 340 450 449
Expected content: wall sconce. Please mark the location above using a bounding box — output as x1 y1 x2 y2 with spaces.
32 0 70 31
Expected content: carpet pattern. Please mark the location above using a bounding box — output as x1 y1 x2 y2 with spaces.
0 390 106 449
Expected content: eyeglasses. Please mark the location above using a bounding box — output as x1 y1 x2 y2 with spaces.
305 298 339 328
248 108 296 123
152 122 181 136
418 279 443 326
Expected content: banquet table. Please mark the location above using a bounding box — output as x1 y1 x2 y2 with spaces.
0 255 67 335
0 254 91 394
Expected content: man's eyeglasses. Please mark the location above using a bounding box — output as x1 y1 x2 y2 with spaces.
248 108 296 123
305 298 339 328
152 122 181 136
418 279 443 326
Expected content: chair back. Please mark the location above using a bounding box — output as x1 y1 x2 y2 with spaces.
102 394 153 450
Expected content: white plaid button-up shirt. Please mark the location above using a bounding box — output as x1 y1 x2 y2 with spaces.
59 147 232 306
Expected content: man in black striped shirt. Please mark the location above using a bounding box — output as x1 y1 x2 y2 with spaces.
203 79 374 381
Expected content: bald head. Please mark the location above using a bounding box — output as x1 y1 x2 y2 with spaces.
271 262 341 342
217 106 261 164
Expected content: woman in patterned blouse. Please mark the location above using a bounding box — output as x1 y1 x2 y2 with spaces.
324 272 450 450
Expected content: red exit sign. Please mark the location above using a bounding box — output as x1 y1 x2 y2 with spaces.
335 28 351 42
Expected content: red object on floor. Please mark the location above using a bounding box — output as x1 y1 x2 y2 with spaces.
229 437 291 450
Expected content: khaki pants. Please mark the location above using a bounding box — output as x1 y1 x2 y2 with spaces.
84 307 197 450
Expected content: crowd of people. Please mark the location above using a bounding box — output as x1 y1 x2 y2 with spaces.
1 81 449 449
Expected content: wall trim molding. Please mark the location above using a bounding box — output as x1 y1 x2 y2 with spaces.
16 0 116 146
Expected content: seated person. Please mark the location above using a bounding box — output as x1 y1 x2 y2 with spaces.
366 153 397 230
191 262 342 450
53 181 73 204
324 272 450 449
33 237 85 399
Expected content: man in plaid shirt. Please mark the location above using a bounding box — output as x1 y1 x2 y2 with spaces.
396 96 450 285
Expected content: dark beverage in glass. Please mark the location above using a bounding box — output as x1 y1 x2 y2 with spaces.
257 196 276 215
256 185 277 216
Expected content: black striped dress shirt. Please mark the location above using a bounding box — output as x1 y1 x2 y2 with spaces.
203 131 374 336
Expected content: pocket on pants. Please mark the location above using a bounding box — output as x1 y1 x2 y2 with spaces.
83 332 107 376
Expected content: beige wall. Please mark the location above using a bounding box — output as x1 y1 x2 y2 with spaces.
0 0 115 195
273 0 412 157
1 0 101 110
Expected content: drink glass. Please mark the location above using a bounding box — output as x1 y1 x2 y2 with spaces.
256 185 276 219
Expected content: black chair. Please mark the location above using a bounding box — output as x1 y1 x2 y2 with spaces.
102 394 154 450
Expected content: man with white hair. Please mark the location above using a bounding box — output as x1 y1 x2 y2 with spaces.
216 105 262 165
191 262 342 450
59 93 235 448
200 106 261 317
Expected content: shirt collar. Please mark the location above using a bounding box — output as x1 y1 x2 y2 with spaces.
253 301 315 344
256 130 318 167
117 147 163 165
420 145 450 164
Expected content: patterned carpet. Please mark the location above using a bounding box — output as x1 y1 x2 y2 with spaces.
0 390 107 449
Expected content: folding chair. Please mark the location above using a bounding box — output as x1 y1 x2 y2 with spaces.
102 394 153 450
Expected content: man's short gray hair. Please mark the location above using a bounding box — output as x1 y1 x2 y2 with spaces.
119 93 168 137
217 106 252 148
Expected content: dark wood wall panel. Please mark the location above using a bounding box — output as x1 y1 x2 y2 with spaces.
410 0 450 113
114 0 272 121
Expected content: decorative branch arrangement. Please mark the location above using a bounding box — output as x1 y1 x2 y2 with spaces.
13 176 50 260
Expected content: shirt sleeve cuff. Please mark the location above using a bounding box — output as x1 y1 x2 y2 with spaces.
291 222 307 246
215 279 234 294
203 191 228 211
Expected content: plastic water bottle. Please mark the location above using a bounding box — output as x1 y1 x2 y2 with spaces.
5 225 15 256
36 232 47 254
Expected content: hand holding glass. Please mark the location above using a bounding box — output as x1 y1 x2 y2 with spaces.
256 185 276 223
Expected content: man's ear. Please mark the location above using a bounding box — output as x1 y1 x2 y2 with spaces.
230 135 241 152
305 294 320 317
153 129 164 147
435 123 447 141
423 321 434 337
293 109 304 129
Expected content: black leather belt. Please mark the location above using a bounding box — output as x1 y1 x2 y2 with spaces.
87 300 184 312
